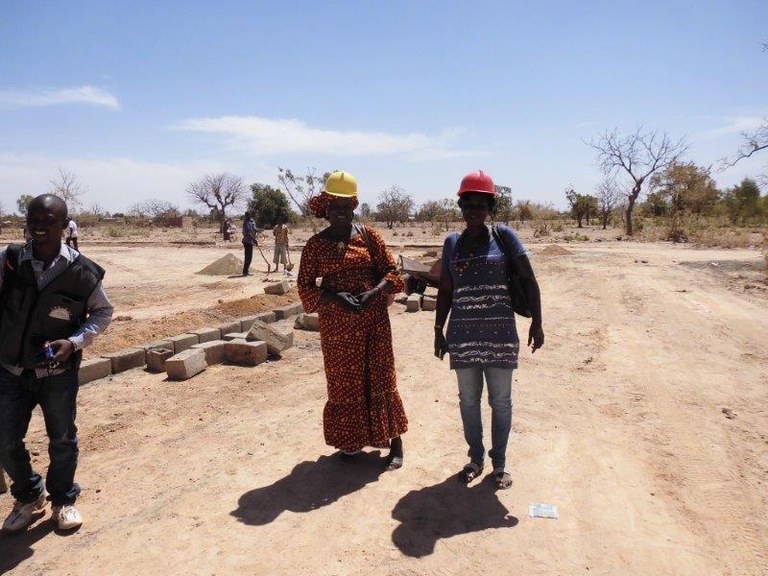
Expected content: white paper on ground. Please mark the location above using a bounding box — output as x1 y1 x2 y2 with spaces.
528 502 559 519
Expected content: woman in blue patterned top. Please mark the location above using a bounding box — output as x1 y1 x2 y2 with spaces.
434 170 544 489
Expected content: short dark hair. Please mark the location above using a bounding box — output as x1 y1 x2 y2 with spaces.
28 194 68 222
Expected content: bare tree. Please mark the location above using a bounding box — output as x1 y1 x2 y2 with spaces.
720 120 768 187
376 186 414 229
277 167 327 233
49 168 85 211
186 173 246 226
594 176 623 230
587 128 688 235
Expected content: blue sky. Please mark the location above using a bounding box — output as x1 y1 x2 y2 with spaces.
0 0 766 215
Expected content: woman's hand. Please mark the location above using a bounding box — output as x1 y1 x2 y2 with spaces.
434 327 448 360
357 286 381 309
528 322 544 353
335 291 362 313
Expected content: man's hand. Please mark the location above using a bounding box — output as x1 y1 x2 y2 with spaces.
434 327 448 360
49 339 76 363
528 323 544 353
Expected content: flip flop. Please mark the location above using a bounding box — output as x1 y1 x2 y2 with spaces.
493 468 513 490
458 462 484 483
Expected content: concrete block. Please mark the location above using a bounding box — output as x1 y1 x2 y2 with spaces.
239 311 277 332
246 320 294 354
225 339 268 366
406 294 422 312
102 348 145 373
263 280 290 295
223 331 250 341
191 327 221 343
79 357 112 385
216 321 241 337
273 302 303 320
140 340 172 354
167 333 199 353
146 348 174 372
421 296 436 311
165 348 207 380
294 313 320 331
191 340 227 365
255 311 277 323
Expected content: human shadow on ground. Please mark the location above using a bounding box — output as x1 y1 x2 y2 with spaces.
231 451 384 526
0 512 79 573
391 474 519 558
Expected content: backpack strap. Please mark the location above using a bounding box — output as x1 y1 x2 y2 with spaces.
4 244 24 272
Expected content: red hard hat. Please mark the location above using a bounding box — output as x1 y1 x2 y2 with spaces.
457 170 496 196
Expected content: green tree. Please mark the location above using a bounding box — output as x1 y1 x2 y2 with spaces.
493 185 513 223
248 183 295 227
514 200 534 223
722 178 762 225
376 186 414 229
565 186 597 228
16 194 34 216
649 162 720 216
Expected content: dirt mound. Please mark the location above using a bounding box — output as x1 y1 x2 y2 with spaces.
86 292 299 357
196 253 243 275
541 244 572 255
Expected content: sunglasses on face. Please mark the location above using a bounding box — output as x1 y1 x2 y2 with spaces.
460 202 489 211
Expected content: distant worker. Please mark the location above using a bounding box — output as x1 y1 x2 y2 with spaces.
242 211 258 276
272 220 290 274
0 194 113 533
66 218 78 251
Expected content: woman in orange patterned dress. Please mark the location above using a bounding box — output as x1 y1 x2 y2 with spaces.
297 171 408 470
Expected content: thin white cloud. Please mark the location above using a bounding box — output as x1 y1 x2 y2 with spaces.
694 116 766 141
0 86 120 109
170 116 481 160
0 153 230 213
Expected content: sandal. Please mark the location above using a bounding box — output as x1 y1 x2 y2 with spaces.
385 455 403 471
493 468 513 490
458 462 484 483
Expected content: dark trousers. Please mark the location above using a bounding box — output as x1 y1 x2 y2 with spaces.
66 237 79 251
243 242 253 274
0 366 81 506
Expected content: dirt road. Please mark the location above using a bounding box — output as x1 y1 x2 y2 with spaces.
0 238 766 575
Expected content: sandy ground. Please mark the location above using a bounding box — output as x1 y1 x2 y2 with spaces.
0 225 767 576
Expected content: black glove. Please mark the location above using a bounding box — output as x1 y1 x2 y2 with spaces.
336 292 362 313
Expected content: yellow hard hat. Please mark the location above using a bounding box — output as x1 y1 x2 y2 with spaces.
323 171 358 197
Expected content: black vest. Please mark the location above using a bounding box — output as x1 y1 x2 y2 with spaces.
0 244 105 369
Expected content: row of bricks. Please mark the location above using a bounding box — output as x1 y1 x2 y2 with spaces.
79 303 305 385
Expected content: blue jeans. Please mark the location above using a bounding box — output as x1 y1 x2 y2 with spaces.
455 366 513 471
0 366 81 506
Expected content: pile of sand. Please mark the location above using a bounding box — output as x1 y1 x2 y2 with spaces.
196 253 244 275
541 244 572 255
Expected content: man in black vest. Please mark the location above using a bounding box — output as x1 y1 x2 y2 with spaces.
0 194 113 533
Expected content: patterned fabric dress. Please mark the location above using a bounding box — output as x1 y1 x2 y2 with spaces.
298 225 408 452
441 225 527 370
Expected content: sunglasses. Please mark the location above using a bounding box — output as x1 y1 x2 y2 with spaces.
460 202 489 211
